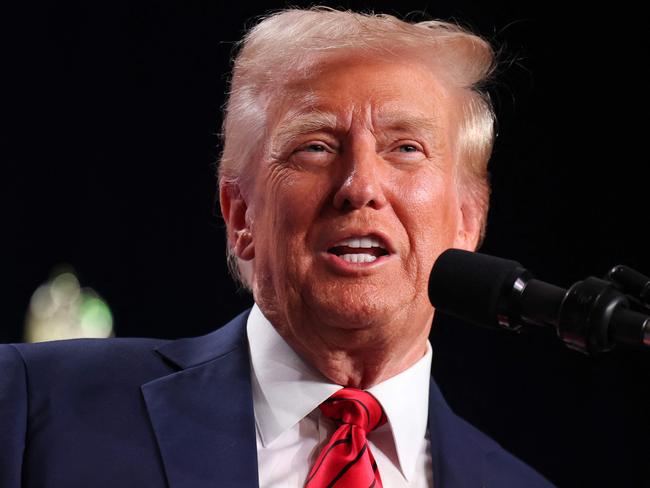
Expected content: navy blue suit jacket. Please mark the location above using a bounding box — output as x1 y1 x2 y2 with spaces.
0 310 554 487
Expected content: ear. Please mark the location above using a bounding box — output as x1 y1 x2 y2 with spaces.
453 198 483 251
219 182 255 261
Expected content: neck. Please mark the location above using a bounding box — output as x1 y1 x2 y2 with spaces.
262 305 433 389
300 335 429 389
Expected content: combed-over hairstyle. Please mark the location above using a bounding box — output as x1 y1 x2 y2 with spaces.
219 7 496 288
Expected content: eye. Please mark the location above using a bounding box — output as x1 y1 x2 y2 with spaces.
390 142 424 155
287 140 337 169
302 143 328 152
383 140 427 167
397 144 419 153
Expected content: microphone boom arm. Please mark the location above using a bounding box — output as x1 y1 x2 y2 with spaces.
428 249 650 356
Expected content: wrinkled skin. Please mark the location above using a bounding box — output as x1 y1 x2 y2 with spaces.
220 57 481 388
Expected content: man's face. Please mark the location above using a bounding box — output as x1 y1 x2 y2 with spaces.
231 56 479 344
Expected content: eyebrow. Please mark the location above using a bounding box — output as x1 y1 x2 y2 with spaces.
270 108 440 154
270 110 339 154
375 110 440 136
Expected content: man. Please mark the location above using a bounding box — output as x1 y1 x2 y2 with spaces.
0 8 553 487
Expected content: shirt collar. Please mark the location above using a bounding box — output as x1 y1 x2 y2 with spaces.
247 303 432 482
247 304 341 447
367 341 432 481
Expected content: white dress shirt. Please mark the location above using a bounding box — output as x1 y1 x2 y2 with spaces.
247 304 434 487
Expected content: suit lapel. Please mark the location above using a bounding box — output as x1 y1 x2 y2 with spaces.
141 310 259 488
428 378 486 487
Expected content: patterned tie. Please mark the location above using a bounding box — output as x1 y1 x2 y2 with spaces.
306 388 386 487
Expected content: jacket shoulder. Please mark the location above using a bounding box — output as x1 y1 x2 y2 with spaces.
1 337 174 398
482 446 555 487
453 413 554 486
428 379 556 487
10 336 168 369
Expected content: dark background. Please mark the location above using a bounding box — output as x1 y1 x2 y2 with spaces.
3 1 649 486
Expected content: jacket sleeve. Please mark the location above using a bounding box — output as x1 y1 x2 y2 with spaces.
0 344 28 488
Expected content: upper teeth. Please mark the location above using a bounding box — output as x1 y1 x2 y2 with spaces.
334 237 385 249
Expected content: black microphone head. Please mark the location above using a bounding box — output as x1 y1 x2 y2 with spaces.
428 248 528 329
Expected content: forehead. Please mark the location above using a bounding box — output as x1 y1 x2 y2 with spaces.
267 55 460 130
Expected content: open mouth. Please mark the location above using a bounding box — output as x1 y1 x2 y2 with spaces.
327 236 390 264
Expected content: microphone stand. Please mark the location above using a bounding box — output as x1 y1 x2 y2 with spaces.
520 265 650 355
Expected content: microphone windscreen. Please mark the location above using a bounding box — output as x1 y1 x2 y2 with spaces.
428 249 524 328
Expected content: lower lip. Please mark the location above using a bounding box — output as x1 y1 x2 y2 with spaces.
319 252 395 274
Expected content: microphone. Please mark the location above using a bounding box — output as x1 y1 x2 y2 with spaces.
428 249 650 355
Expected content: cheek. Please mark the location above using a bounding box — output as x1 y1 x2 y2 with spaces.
397 171 460 257
255 169 328 258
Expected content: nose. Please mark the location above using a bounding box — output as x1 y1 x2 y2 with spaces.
332 142 387 211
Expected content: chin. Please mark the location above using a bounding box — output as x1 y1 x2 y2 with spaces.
302 281 405 330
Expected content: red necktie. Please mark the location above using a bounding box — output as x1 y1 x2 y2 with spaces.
306 388 386 487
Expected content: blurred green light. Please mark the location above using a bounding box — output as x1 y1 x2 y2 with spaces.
79 296 113 336
25 266 115 342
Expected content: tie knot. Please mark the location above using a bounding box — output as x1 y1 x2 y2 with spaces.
319 388 386 432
